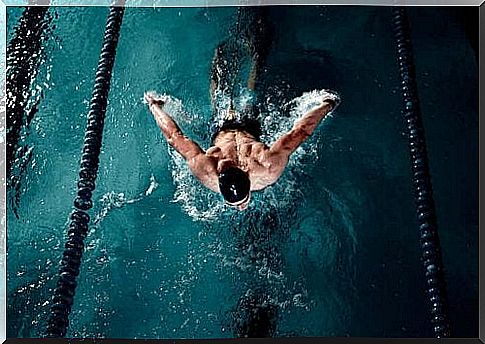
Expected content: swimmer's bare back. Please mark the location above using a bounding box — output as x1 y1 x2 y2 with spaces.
144 91 340 194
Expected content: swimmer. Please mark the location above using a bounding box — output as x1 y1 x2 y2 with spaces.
144 90 340 211
145 7 340 210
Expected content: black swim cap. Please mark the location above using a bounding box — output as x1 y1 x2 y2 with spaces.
218 167 250 204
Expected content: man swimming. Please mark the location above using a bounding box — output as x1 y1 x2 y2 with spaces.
144 8 341 211
144 91 340 211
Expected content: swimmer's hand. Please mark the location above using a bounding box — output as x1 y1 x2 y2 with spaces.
144 91 169 108
320 89 341 110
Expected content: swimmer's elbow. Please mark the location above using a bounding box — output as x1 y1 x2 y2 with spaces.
166 135 175 146
165 131 186 150
285 124 313 151
295 123 314 139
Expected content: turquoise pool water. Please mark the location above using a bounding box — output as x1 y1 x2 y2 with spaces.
6 6 478 338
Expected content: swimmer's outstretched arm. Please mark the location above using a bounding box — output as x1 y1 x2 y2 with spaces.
144 92 220 193
269 93 340 158
144 92 204 160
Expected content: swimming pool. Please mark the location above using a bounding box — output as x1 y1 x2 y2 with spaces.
6 5 478 338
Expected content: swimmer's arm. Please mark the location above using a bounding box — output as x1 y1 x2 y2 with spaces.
269 99 337 157
145 93 220 193
188 156 220 193
145 93 204 161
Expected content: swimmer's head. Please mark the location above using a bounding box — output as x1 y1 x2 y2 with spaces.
218 166 251 210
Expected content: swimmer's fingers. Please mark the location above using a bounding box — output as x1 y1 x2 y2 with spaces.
144 91 162 106
144 91 169 107
321 90 341 110
143 91 156 105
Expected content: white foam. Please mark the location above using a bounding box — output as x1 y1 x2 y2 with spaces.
92 173 161 227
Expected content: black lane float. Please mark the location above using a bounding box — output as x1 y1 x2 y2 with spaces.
45 6 125 338
392 7 451 338
6 6 50 182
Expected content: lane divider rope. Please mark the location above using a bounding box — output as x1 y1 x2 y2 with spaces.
392 7 451 338
6 6 51 181
45 6 125 338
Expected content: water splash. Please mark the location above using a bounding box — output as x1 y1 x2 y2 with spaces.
92 173 160 227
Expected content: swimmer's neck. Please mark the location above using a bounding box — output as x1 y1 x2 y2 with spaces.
213 129 257 143
217 159 240 174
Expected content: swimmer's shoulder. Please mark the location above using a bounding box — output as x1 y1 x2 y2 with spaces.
206 145 222 159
